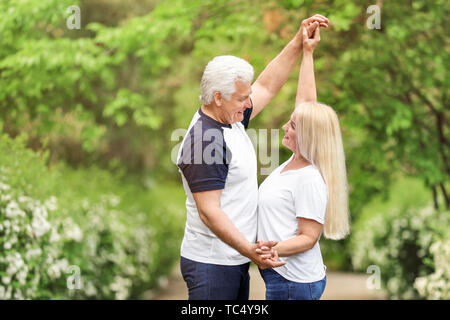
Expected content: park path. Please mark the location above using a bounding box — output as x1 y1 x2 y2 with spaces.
148 264 386 300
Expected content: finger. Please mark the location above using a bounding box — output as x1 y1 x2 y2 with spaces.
271 251 286 267
259 240 277 248
313 14 329 22
256 248 271 255
309 16 327 24
273 260 286 267
307 22 319 37
315 26 321 41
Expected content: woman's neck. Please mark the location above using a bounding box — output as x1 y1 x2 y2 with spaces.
291 152 310 167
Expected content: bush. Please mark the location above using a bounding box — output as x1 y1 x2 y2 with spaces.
0 134 185 299
350 178 449 299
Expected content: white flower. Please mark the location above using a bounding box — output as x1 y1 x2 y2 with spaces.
25 248 42 260
49 228 61 243
2 276 11 285
0 182 10 191
31 213 51 237
13 289 24 300
44 196 58 211
65 223 83 242
5 201 26 218
1 194 12 202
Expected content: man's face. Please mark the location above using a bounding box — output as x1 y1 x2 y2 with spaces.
220 81 252 124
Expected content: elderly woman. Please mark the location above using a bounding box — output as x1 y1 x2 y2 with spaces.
256 22 351 300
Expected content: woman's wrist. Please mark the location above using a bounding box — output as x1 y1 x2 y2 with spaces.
303 49 314 56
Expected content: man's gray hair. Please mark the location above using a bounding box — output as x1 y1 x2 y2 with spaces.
200 55 254 105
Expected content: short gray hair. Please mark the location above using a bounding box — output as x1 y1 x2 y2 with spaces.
199 55 254 105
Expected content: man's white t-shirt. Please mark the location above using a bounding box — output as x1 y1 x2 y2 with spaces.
257 154 328 283
177 106 258 265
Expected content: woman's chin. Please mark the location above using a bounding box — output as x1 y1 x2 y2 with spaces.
281 140 295 152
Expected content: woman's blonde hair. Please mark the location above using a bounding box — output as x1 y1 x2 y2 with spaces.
295 101 350 240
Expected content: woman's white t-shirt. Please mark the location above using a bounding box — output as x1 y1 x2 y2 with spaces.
257 154 327 283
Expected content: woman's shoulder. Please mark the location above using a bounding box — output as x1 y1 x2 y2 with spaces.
297 165 327 188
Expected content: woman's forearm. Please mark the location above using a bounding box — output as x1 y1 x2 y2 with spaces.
273 234 316 257
295 50 317 107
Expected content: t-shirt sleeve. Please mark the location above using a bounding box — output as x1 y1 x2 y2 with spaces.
177 126 230 193
240 98 253 129
293 179 328 224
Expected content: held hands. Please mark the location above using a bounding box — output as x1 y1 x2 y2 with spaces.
303 21 321 53
252 240 285 270
297 14 328 53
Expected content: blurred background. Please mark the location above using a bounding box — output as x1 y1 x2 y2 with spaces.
0 0 448 300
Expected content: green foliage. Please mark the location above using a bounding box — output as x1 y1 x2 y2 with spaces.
350 177 449 299
0 134 185 299
1 0 448 298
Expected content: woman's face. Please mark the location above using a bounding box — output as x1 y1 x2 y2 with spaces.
282 111 298 153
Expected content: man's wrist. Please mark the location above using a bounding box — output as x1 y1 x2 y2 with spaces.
293 32 304 51
241 242 255 259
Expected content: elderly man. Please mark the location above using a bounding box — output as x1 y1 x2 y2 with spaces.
176 14 329 300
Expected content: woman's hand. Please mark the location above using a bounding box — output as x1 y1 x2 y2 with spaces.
303 22 321 53
297 14 328 44
255 240 280 262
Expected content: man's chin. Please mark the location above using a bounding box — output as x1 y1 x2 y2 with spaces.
235 113 244 122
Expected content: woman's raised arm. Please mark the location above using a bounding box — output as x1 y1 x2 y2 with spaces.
295 23 321 107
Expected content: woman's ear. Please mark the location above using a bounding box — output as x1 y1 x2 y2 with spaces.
213 91 222 107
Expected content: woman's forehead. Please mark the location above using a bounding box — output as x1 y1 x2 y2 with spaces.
290 111 297 122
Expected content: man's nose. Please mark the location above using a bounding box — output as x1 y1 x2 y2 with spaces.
245 98 252 108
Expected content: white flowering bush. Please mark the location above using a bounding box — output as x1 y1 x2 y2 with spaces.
414 237 450 300
0 134 184 299
350 202 449 300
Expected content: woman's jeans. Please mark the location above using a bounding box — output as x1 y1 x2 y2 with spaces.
259 268 326 300
180 256 250 300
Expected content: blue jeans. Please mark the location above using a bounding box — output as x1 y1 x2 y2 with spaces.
180 256 250 300
259 268 326 300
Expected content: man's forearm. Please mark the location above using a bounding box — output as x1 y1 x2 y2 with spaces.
253 35 303 97
295 50 317 106
199 207 252 257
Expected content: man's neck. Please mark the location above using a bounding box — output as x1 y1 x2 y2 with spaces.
201 104 226 124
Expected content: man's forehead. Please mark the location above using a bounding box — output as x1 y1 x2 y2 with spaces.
235 81 252 94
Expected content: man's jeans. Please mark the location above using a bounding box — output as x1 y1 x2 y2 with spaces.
259 268 326 300
180 256 250 300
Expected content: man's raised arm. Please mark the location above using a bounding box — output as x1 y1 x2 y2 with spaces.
250 14 328 120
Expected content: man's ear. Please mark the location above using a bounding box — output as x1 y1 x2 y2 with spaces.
213 91 222 107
